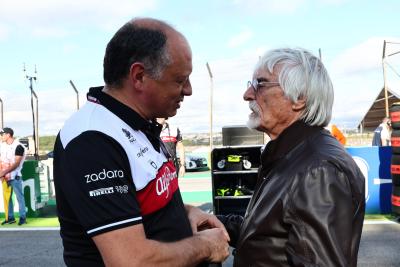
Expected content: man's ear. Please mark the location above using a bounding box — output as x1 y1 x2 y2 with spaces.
292 98 306 111
129 62 146 88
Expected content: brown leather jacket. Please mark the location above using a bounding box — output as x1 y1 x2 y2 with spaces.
219 122 365 266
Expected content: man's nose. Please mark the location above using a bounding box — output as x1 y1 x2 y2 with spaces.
182 79 192 96
243 86 255 101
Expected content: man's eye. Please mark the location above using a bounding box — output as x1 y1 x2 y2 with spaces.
176 78 188 85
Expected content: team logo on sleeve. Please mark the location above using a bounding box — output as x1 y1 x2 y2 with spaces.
85 169 124 183
137 146 149 158
122 128 136 143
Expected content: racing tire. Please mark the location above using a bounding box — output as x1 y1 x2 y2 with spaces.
392 186 400 215
391 129 400 154
391 154 400 186
390 103 400 129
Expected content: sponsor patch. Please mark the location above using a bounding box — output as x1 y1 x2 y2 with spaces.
115 185 129 194
148 160 158 169
155 165 176 198
89 187 114 197
85 169 124 183
137 146 149 158
122 128 136 143
136 161 179 215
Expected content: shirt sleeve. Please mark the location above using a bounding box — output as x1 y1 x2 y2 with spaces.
54 131 142 236
285 163 356 267
15 145 24 156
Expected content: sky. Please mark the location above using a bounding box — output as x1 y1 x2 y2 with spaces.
0 0 400 137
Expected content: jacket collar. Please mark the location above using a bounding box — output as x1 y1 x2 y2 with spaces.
258 120 322 181
263 120 322 164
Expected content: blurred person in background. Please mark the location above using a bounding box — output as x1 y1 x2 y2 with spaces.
372 117 391 146
0 127 27 226
157 117 186 177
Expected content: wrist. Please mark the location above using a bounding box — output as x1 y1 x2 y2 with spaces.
193 232 212 261
185 204 194 213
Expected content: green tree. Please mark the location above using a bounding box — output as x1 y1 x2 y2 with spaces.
39 135 57 152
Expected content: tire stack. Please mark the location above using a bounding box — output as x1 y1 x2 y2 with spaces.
390 103 400 216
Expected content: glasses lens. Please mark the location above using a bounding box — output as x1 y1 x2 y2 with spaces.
247 81 252 89
252 80 258 91
247 80 258 92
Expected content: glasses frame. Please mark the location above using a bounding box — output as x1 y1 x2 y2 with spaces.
247 79 280 93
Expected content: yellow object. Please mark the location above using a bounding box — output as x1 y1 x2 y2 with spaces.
2 179 12 221
227 155 241 162
1 161 12 221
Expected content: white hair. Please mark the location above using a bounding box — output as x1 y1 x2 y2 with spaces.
255 48 333 127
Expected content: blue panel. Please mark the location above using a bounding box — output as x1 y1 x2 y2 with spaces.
346 146 392 214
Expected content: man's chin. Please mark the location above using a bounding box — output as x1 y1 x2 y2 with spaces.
166 110 177 118
246 118 261 130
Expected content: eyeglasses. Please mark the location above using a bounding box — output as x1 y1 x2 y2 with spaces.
247 79 280 93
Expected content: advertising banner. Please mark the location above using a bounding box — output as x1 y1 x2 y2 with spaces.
346 146 392 214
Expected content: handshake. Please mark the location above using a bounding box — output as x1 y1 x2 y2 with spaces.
186 205 231 264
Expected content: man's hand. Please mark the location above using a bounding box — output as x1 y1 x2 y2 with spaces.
195 228 230 263
178 165 185 177
185 205 229 239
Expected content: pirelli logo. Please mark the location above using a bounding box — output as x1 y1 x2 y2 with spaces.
89 187 114 197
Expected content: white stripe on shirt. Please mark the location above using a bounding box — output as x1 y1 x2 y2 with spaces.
87 217 142 234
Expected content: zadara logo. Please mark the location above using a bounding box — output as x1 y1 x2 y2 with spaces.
85 169 124 183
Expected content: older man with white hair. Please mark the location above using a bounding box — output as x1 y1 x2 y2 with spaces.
219 47 365 267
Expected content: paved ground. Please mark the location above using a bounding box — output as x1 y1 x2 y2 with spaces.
357 222 400 266
222 221 400 266
0 229 64 266
0 171 399 266
0 220 399 266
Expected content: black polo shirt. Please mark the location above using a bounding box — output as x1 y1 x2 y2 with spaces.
53 86 192 266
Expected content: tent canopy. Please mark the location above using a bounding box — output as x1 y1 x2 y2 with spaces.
358 87 400 131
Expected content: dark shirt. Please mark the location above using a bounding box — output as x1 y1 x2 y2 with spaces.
54 86 192 266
